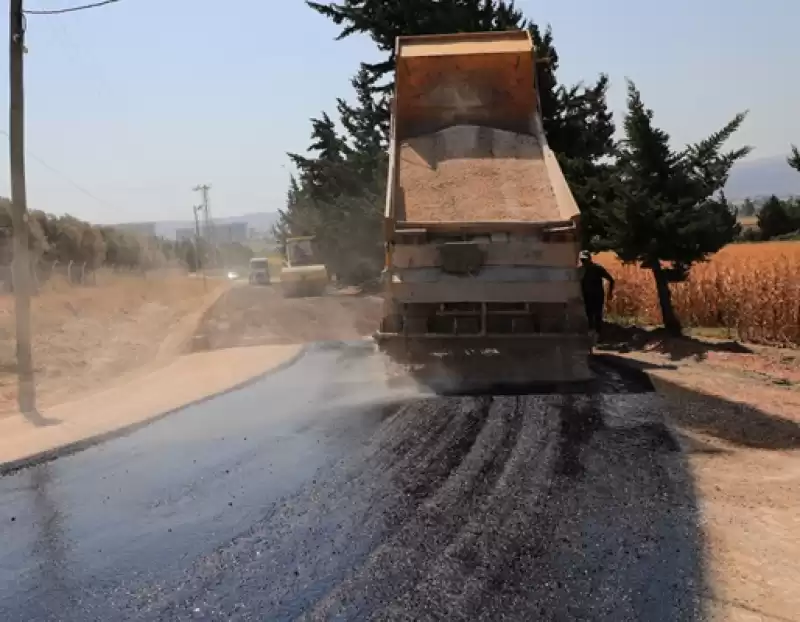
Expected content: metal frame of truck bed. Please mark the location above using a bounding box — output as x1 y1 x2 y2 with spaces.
376 30 591 382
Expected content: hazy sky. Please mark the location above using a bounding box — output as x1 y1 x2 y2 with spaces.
0 0 797 224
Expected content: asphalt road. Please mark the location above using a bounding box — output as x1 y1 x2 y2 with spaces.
0 342 704 621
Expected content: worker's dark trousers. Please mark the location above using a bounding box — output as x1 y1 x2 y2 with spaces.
584 296 605 336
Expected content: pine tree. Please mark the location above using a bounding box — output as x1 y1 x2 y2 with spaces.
307 0 525 96
305 0 615 243
284 0 618 280
287 113 354 201
789 145 800 172
336 66 389 180
605 81 749 334
277 71 389 281
272 176 318 247
757 195 794 240
305 0 610 152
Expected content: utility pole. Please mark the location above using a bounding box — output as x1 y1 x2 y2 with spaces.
9 0 36 414
192 204 202 245
192 184 214 266
192 204 206 291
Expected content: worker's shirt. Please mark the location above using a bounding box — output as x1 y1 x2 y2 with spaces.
580 263 613 302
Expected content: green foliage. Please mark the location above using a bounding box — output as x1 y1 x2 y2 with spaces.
0 199 185 274
307 0 525 96
290 0 766 318
176 239 202 273
281 0 616 280
276 59 389 283
757 195 800 240
601 81 750 333
789 144 800 172
336 67 389 175
307 0 616 235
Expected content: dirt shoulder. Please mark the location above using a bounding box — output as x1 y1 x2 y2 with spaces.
0 275 319 472
0 344 302 472
197 284 382 350
0 278 381 469
0 273 228 414
598 324 800 423
597 325 800 621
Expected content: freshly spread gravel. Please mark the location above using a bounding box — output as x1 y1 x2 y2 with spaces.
398 124 560 222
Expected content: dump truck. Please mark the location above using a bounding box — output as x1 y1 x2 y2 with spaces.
248 257 271 285
374 30 592 385
280 236 329 297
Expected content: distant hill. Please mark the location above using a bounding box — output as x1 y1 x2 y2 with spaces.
150 212 279 240
725 155 800 200
116 158 799 239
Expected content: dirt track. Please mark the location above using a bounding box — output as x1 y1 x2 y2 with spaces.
0 273 221 413
197 284 382 350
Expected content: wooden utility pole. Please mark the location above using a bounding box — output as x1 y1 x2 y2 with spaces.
192 204 202 245
192 204 206 291
9 0 36 414
193 183 214 265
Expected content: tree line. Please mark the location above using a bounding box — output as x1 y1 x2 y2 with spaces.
737 150 800 241
277 0 793 334
0 197 165 270
0 197 254 276
745 196 800 241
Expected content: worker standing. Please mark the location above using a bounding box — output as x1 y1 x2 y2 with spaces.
579 250 615 343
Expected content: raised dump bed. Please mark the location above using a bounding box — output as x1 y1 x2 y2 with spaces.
376 30 591 386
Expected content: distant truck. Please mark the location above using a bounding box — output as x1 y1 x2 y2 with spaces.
280 236 329 297
374 30 591 384
248 257 271 285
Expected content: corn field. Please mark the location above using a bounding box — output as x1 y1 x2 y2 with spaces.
597 242 800 347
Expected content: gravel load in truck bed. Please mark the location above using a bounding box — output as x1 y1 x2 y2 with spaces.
397 124 560 223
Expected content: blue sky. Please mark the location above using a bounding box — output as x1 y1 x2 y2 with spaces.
0 0 797 224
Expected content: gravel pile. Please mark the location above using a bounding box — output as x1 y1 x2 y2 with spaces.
398 124 560 223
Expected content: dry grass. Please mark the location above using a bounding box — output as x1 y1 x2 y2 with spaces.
597 242 800 346
0 272 223 411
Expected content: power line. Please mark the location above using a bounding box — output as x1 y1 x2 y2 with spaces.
46 16 148 174
0 129 117 210
23 0 123 16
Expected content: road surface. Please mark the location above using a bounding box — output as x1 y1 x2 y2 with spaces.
0 342 703 621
